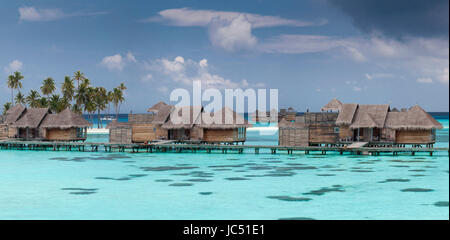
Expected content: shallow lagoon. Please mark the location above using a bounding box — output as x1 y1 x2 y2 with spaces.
0 116 448 219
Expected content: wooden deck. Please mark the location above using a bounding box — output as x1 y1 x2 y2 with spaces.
0 139 448 156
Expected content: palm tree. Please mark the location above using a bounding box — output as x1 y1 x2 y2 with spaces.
73 71 85 88
62 76 75 105
15 91 26 106
26 90 41 108
2 102 12 115
85 87 97 126
7 71 24 105
41 77 56 98
111 87 124 119
107 90 114 117
49 94 64 113
38 97 48 108
119 82 127 91
93 87 108 128
74 78 90 115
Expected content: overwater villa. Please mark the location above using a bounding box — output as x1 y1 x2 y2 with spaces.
0 104 89 141
108 102 251 144
279 98 443 147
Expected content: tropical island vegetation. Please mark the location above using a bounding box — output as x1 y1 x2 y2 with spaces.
3 71 126 128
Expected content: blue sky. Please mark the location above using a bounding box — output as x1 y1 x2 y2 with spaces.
1 0 448 112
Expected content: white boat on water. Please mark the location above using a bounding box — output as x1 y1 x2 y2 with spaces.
100 116 116 121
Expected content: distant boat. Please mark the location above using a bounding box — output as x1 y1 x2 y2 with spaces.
101 116 116 121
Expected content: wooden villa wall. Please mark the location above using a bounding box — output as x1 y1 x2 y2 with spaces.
110 127 132 143
395 130 433 144
305 113 339 144
8 127 17 138
45 128 78 141
203 129 241 142
279 127 309 146
338 126 353 140
190 127 203 141
132 124 167 143
308 124 338 144
0 124 8 138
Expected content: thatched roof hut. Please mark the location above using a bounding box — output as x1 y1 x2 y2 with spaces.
40 108 90 129
349 104 390 129
147 101 170 113
162 106 203 129
199 107 252 129
335 103 358 126
4 104 26 124
151 104 174 124
385 105 443 130
12 108 49 128
321 98 342 112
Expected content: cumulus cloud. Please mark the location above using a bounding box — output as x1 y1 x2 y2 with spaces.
4 60 23 74
126 52 137 63
18 6 108 22
100 52 138 71
208 15 257 51
144 8 326 28
101 54 124 71
145 8 326 52
146 56 264 89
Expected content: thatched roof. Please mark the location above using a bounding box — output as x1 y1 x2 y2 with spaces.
4 104 26 124
198 107 252 129
385 105 443 130
152 104 174 124
335 104 358 125
321 98 342 112
40 108 90 129
349 104 390 129
147 101 170 113
162 106 203 129
278 119 307 128
106 120 132 129
12 108 49 128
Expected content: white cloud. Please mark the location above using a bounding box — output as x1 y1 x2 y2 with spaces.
365 73 395 80
18 6 108 22
199 59 208 68
352 86 362 91
146 8 325 52
101 54 124 71
144 8 326 28
100 52 138 71
416 78 433 84
259 34 357 54
147 56 263 89
141 74 153 82
208 15 257 51
4 60 23 74
126 52 137 63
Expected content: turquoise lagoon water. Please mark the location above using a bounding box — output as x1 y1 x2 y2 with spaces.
0 115 448 219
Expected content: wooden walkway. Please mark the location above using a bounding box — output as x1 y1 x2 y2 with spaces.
347 142 369 149
0 140 448 156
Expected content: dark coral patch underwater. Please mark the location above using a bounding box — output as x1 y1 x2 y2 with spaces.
267 196 312 202
401 188 434 192
303 185 345 196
